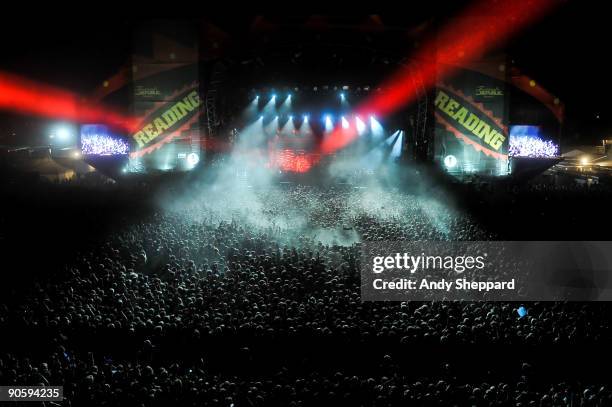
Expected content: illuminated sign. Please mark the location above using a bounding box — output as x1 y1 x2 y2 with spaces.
475 86 504 97
434 85 508 160
134 86 162 98
132 85 201 149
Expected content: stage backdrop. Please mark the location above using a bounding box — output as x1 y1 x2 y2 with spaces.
129 21 202 171
434 56 510 178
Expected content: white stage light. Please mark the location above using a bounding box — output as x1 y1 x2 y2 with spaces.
341 116 349 129
355 117 366 134
370 115 383 137
57 127 70 140
187 152 200 167
324 115 334 132
444 155 457 168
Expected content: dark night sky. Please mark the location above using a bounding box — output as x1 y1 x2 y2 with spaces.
0 3 609 146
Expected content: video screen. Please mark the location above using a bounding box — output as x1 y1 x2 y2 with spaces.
80 124 130 156
509 125 559 157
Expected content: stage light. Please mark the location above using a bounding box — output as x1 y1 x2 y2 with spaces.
275 115 279 120
56 127 70 140
390 130 403 159
444 155 457 168
580 157 589 166
303 114 309 123
355 117 366 134
341 116 349 129
271 94 277 100
340 92 345 100
187 152 200 167
259 115 264 120
289 115 293 120
324 115 333 131
73 151 81 159
370 116 383 138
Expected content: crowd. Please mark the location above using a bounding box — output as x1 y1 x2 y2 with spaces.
1 183 611 406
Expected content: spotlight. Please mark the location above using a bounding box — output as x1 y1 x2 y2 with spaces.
444 155 457 168
340 92 346 100
303 115 309 123
355 117 366 134
275 115 279 120
324 115 334 132
187 152 200 167
271 94 277 101
341 116 349 129
289 115 293 120
259 115 264 120
370 115 383 137
56 127 70 140
580 156 589 166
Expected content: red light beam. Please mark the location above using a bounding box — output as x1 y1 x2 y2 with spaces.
0 71 139 132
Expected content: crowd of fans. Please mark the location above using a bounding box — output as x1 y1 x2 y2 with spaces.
1 183 611 406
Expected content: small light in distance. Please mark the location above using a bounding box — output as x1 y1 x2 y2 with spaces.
444 155 457 168
187 152 200 167
56 127 70 140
